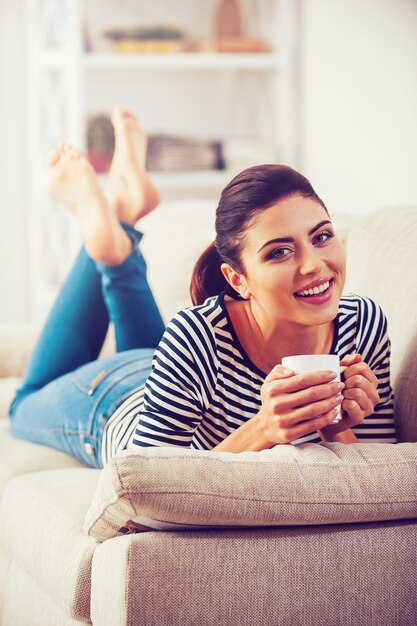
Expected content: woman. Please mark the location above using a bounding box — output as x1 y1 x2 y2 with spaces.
9 110 397 468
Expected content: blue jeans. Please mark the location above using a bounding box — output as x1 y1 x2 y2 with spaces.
9 224 165 468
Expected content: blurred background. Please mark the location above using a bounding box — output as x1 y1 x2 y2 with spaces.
0 0 416 326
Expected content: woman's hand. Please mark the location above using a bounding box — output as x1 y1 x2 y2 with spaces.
319 353 380 439
257 365 345 447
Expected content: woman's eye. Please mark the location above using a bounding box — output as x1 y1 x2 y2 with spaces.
268 247 292 260
313 231 334 245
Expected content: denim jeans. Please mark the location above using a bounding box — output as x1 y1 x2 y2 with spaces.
9 224 165 468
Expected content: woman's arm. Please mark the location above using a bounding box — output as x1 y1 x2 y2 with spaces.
129 312 212 449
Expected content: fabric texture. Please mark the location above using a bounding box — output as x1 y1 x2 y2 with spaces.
0 422 84 496
84 442 417 542
0 325 38 379
0 378 20 421
2 561 86 626
344 204 417 440
0 468 100 622
91 520 417 626
0 549 8 619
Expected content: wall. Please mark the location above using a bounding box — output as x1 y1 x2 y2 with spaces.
0 0 29 323
299 0 417 214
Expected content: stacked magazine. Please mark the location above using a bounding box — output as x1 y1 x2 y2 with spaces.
146 134 225 172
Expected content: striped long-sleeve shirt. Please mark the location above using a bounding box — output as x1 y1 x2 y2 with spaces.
102 292 396 464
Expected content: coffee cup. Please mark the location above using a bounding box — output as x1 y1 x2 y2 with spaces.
281 354 342 423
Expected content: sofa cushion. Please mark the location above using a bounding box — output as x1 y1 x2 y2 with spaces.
84 442 417 542
0 377 20 421
0 325 38 379
2 560 86 626
343 205 417 441
0 468 100 622
0 422 84 496
139 200 216 323
90 520 417 626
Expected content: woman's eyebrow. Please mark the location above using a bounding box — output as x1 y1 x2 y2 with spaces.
257 220 332 254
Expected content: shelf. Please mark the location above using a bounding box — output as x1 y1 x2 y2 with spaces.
99 169 232 189
82 52 281 71
97 169 233 194
151 169 234 190
39 50 280 72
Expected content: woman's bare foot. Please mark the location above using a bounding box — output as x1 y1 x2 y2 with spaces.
48 144 133 265
105 107 159 225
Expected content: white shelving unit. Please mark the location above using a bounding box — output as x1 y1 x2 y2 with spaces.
83 51 281 70
26 0 300 322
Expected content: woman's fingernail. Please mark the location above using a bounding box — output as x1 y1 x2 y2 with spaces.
282 368 294 375
337 382 345 390
328 371 338 380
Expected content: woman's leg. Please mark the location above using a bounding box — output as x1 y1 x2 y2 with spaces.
98 106 164 349
11 247 109 409
10 348 154 468
97 223 164 351
12 109 163 400
10 111 164 465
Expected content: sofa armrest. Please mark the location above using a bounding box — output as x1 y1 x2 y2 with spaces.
90 520 417 626
0 324 38 378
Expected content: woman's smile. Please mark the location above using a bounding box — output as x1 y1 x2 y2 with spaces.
294 276 335 304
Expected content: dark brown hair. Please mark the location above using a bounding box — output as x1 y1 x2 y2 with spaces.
190 164 328 305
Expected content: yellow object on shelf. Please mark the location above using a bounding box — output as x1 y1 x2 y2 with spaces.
112 39 185 54
199 37 269 53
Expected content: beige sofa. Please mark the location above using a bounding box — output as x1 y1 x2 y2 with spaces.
0 201 416 626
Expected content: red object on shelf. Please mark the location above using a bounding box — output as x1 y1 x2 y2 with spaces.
87 150 113 174
215 0 244 38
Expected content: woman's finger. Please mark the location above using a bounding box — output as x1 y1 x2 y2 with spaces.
340 353 362 367
341 398 364 421
343 388 375 415
267 370 338 395
343 361 378 387
281 407 341 443
267 380 344 411
278 393 344 428
343 376 380 405
264 364 297 383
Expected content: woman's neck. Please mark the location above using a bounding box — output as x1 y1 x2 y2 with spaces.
225 297 334 375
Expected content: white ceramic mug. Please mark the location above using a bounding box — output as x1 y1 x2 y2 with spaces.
281 354 342 423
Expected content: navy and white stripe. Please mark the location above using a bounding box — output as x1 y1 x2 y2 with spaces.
102 292 397 464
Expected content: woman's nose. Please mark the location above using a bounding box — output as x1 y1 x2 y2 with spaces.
298 246 325 275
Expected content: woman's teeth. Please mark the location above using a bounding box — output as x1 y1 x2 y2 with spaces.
296 280 330 297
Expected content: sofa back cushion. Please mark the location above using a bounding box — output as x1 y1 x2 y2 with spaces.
84 442 417 542
140 200 216 323
343 205 417 441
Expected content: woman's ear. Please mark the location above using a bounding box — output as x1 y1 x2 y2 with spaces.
220 263 250 299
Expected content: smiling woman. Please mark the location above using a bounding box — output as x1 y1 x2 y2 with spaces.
130 164 396 453
9 150 397 469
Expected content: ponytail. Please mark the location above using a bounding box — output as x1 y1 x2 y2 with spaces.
190 241 231 305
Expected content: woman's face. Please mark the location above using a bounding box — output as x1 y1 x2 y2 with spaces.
226 194 346 327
